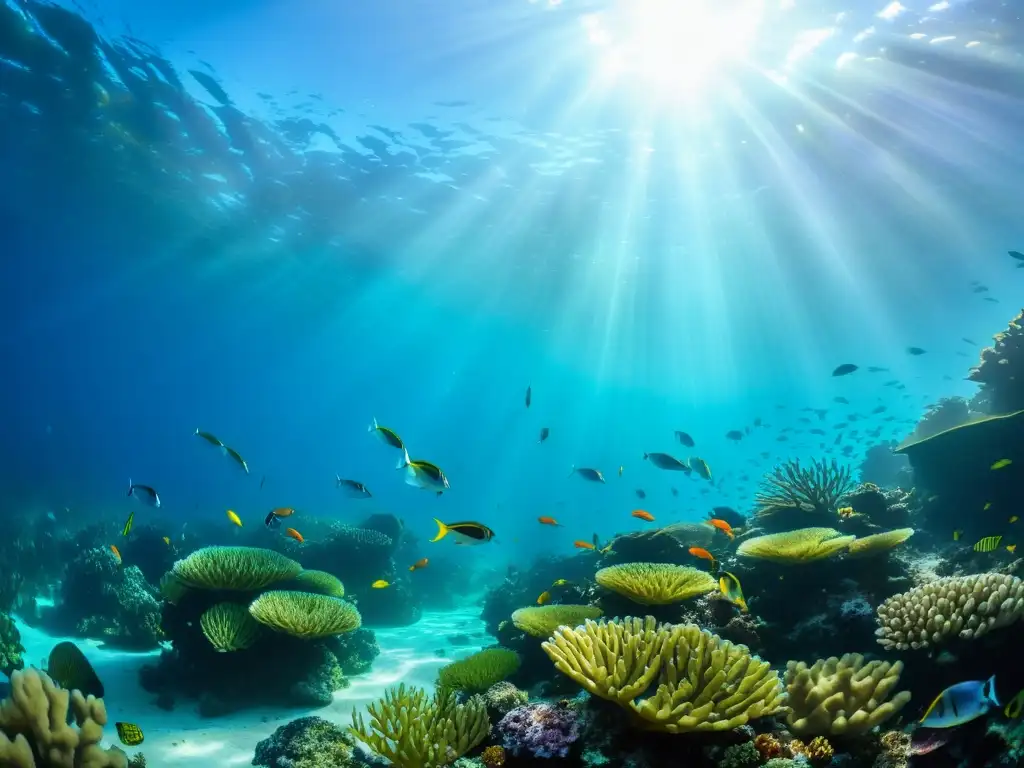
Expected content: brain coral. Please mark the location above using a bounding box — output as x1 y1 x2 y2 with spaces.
595 562 717 605
876 573 1024 650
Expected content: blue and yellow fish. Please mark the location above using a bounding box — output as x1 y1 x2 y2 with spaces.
920 676 999 728
974 535 1002 553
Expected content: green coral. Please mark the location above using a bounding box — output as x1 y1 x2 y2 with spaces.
720 742 761 768
437 648 520 693
253 715 358 768
172 546 302 591
249 591 361 639
510 604 603 638
292 570 345 598
755 458 854 518
0 613 24 677
595 562 717 604
200 602 261 652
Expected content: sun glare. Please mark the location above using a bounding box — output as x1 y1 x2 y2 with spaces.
584 0 766 100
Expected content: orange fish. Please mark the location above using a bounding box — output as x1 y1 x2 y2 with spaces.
689 546 717 565
409 558 429 571
538 516 561 526
271 507 295 518
110 544 122 563
632 510 655 522
707 519 735 540
574 540 596 550
285 527 304 543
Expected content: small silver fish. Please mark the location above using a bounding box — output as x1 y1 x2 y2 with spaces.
127 479 160 508
643 452 691 472
569 466 605 483
336 477 372 498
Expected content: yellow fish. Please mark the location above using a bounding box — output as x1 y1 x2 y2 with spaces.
973 535 1002 553
1005 688 1024 719
984 502 992 511
552 579 569 587
536 591 551 605
1011 516 1020 524
115 722 144 746
718 571 748 612
953 530 963 541
371 580 390 589
162 536 171 546
1009 544 1018 554
226 509 243 527
992 459 1012 470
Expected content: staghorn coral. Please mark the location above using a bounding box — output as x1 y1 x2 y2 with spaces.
483 682 528 717
541 616 786 733
755 458 854 517
249 591 361 639
438 649 520 694
291 570 345 598
0 668 127 767
172 546 301 591
784 653 911 736
350 683 489 768
736 528 855 564
199 602 261 652
847 528 915 558
497 703 581 758
875 573 1024 649
968 310 1024 414
510 605 603 638
594 563 718 605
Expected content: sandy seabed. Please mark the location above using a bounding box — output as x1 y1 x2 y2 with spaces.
16 606 491 767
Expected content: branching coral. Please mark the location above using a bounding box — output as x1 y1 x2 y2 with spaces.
755 458 854 517
350 684 489 768
875 573 1024 650
595 563 718 605
736 528 855 564
541 616 786 733
784 653 911 736
248 591 361 639
0 668 127 767
510 605 603 638
438 649 520 694
172 546 302 591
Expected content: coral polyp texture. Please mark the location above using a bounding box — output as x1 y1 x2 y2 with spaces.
199 602 262 652
846 528 915 558
541 616 786 733
594 562 718 605
248 591 362 639
171 546 302 590
754 458 855 517
736 528 855 564
437 648 521 694
291 570 345 598
784 653 912 736
510 605 603 638
875 573 1024 650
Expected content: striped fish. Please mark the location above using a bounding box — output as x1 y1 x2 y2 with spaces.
974 536 1003 553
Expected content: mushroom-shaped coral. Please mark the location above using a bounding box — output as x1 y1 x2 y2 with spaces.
510 605 603 638
350 683 489 768
737 528 855 564
172 546 302 591
438 648 521 694
291 570 345 598
200 602 262 652
847 528 915 558
875 573 1024 650
595 563 717 605
784 653 912 736
541 616 786 733
248 591 362 639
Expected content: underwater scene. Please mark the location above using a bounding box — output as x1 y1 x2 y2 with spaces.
3 0 1024 766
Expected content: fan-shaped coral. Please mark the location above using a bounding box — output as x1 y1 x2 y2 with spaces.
438 648 520 693
595 563 717 605
875 573 1024 650
784 653 912 736
292 570 345 598
510 605 603 638
754 458 854 517
249 591 362 639
736 528 855 564
847 528 914 558
541 616 786 733
172 546 302 591
200 602 261 652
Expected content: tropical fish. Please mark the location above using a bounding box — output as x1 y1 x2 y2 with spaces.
1010 516 1019 524
725 430 744 441
1010 250 1024 261
127 480 160 508
908 730 950 756
226 509 243 527
831 364 858 376
270 507 295 518
48 641 104 698
670 487 679 497
368 417 405 451
537 516 561 526
919 676 999 728
115 722 144 746
834 396 849 404
552 579 569 587
109 545 121 564
285 528 304 543
973 535 1002 553
837 506 856 518
431 519 495 545
643 452 690 472
525 385 532 408
1004 688 1024 719
1009 544 1018 554
690 458 712 481
718 571 748 612
674 431 695 447
162 536 170 546
194 429 223 448
991 459 1012 470
631 510 655 522
984 502 992 510
536 591 551 605
264 510 282 529
336 477 372 498
706 519 735 540
538 427 549 443
906 347 927 355
225 446 249 474
570 466 605 483
574 540 596 550
635 489 646 499
409 558 429 571
618 465 624 477
398 450 450 494
953 530 963 541
689 547 717 569
121 512 134 538
371 580 390 589
260 475 266 490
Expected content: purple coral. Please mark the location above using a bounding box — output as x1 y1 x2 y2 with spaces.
497 703 581 758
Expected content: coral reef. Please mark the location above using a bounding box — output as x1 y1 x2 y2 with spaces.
199 602 261 652
252 715 371 768
483 682 528 717
858 442 910 489
510 605 603 638
839 483 915 529
847 529 915 558
602 523 715 565
437 648 521 694
736 528 855 564
172 546 302 590
968 310 1024 414
0 614 24 678
754 458 855 529
497 702 581 758
595 563 718 605
248 591 362 639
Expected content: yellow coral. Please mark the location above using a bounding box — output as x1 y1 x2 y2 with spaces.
438 649 521 694
481 745 506 767
510 605 603 638
541 616 786 732
784 653 911 736
248 591 361 639
350 684 489 768
736 527 854 564
292 570 345 598
200 602 261 652
172 546 302 590
847 528 915 557
595 563 718 605
806 736 834 765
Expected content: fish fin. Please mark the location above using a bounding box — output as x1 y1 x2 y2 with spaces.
396 448 411 470
127 478 132 496
986 676 1000 708
336 475 342 487
368 417 378 433
193 428 199 435
430 518 449 543
567 465 575 478
643 453 649 459
920 690 946 723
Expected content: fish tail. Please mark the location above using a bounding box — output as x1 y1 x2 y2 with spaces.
987 675 1000 707
430 518 449 543
643 452 649 460
127 478 132 497
396 448 411 470
193 428 199 435
368 417 378 433
567 465 575 478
